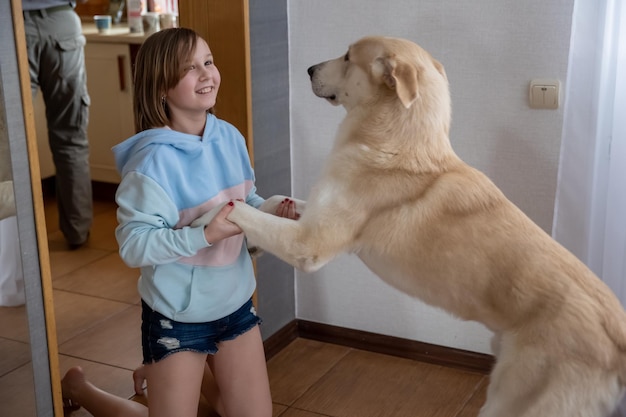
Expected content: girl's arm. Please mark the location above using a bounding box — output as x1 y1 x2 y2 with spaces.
115 172 209 268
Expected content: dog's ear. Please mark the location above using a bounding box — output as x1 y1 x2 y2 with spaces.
432 57 448 81
377 56 419 109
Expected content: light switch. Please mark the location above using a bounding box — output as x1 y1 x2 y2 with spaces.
529 79 560 109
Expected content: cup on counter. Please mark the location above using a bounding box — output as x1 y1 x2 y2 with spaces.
159 13 178 29
94 15 112 34
142 12 160 35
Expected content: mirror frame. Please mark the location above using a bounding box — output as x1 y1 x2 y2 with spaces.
1 1 62 415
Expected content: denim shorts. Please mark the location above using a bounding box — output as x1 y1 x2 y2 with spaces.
141 298 262 364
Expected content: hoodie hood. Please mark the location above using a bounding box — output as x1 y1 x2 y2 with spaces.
113 114 218 176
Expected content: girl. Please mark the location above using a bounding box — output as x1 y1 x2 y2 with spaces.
113 27 294 417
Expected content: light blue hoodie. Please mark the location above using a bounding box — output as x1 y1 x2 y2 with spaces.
113 114 264 322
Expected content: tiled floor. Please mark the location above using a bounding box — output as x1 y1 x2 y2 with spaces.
0 195 487 417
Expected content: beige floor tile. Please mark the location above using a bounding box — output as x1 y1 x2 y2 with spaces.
278 408 328 417
273 403 288 416
293 349 484 417
0 338 31 376
59 305 142 370
0 362 37 417
53 252 140 304
0 305 30 343
456 377 488 417
53 290 133 345
47 240 110 280
268 338 351 406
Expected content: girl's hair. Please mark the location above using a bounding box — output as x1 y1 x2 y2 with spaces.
133 27 204 132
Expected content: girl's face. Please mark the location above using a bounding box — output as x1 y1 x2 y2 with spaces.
165 37 220 123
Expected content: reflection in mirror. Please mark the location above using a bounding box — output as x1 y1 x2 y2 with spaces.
0 0 59 415
0 47 37 417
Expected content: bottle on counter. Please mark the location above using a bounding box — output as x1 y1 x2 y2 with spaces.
127 0 146 34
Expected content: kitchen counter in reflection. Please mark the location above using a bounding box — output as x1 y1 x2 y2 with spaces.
82 22 148 44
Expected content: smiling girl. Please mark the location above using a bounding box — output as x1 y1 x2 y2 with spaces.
111 28 283 417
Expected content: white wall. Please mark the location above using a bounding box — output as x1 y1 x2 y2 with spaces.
288 0 575 354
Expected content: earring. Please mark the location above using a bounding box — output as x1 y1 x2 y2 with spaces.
161 96 166 105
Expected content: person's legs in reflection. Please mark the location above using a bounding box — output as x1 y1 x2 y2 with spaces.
23 6 93 248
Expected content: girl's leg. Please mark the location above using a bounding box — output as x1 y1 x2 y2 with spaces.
200 361 225 416
144 351 206 417
136 360 224 416
61 366 148 417
207 325 272 417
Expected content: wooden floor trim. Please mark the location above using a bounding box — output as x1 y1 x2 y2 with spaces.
263 320 299 361
264 319 494 374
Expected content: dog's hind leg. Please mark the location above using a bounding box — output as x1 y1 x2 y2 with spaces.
480 341 622 417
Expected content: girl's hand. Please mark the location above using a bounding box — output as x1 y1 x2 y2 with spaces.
132 365 146 395
203 202 243 244
275 198 301 220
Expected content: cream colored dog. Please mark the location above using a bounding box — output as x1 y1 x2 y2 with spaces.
194 36 626 416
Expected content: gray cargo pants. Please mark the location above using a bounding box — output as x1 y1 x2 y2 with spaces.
23 6 92 246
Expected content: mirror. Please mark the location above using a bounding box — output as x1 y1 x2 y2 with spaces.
0 0 252 417
0 1 62 415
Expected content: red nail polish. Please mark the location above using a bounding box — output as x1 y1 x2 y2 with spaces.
228 202 234 206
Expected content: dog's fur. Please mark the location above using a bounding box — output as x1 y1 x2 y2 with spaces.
194 36 626 416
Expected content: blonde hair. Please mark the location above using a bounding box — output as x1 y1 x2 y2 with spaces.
133 28 205 132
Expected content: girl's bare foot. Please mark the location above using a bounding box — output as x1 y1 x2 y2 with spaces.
61 366 86 411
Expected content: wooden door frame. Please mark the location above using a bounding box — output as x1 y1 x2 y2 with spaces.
179 0 254 163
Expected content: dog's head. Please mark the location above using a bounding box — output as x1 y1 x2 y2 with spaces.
307 36 449 111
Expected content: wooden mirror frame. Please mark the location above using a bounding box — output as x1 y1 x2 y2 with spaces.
2 1 62 415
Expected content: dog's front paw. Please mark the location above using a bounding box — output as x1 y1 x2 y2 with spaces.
190 212 212 228
259 195 307 218
190 203 225 228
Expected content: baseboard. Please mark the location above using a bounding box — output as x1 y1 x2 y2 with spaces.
92 181 118 201
265 319 494 374
263 320 299 360
41 178 118 201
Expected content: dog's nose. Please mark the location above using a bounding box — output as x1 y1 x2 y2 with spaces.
307 65 316 79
